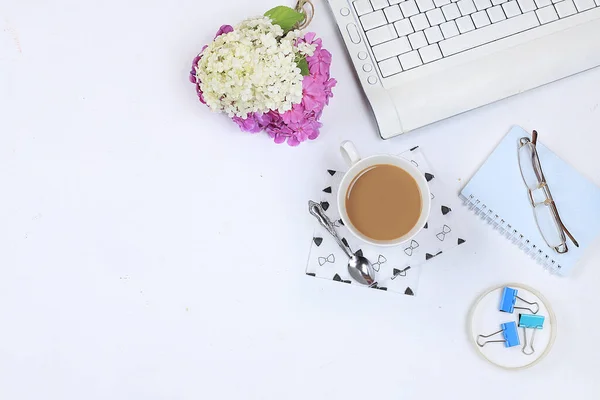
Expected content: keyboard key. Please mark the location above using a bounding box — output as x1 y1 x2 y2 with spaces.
378 57 403 76
424 25 445 42
417 0 436 11
439 11 539 56
456 15 476 31
458 0 478 13
371 0 391 10
551 0 561 3
384 5 405 21
471 10 492 26
411 13 431 30
502 1 522 17
354 0 375 15
427 8 447 25
487 5 507 21
442 3 462 19
441 20 460 37
401 0 421 16
367 24 399 45
419 43 443 62
573 0 595 10
434 0 452 5
408 30 429 48
394 18 415 35
372 36 412 60
555 0 577 16
360 10 388 30
389 0 404 3
399 50 424 69
518 0 538 11
474 0 493 9
536 5 558 22
534 0 551 7
492 0 507 5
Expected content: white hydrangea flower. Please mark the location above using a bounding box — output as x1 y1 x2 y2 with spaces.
196 16 306 118
296 42 316 57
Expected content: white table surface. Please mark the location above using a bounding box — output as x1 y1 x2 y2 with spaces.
1 1 599 399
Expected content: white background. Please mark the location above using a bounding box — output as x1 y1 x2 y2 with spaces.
1 1 599 399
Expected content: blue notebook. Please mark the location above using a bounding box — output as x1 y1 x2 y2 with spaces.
460 126 600 276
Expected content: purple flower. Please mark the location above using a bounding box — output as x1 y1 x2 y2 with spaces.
215 25 233 38
323 78 337 105
232 112 274 133
281 103 305 125
197 88 206 104
288 119 322 146
301 76 327 112
265 118 293 144
189 55 201 83
190 46 208 104
232 116 261 133
307 48 332 78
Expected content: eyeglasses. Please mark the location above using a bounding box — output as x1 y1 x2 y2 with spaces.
517 130 578 254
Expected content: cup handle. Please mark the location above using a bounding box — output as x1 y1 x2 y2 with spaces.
340 141 361 167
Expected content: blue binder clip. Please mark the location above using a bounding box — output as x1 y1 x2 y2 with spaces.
499 287 539 314
477 321 520 348
519 314 545 355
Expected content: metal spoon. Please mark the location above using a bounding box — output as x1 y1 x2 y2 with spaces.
308 200 376 285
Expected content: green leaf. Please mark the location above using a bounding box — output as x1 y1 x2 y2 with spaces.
297 57 310 76
264 6 305 32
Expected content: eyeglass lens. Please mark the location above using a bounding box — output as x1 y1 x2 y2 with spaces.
518 143 542 190
533 203 566 248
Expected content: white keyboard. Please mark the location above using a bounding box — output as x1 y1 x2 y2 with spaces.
352 0 600 78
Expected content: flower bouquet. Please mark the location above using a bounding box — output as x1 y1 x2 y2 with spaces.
189 3 336 146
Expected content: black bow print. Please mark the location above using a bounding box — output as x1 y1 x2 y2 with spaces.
404 240 419 256
372 255 387 272
436 225 451 241
391 266 411 280
318 254 335 266
333 273 351 284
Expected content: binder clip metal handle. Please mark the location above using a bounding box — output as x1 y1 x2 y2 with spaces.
519 314 545 356
477 322 520 348
522 329 537 356
499 287 540 314
477 329 507 347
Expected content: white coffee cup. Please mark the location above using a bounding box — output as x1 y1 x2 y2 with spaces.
337 141 431 247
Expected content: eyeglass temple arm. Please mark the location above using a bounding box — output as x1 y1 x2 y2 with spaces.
550 201 580 248
532 130 538 145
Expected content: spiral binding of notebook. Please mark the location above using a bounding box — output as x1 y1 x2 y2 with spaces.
460 193 561 273
459 126 600 276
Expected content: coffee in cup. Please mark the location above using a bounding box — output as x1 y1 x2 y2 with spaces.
337 141 431 246
345 164 423 241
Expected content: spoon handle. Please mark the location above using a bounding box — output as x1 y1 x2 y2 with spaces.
308 201 354 258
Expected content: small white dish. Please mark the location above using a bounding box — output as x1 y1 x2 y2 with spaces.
468 283 557 370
